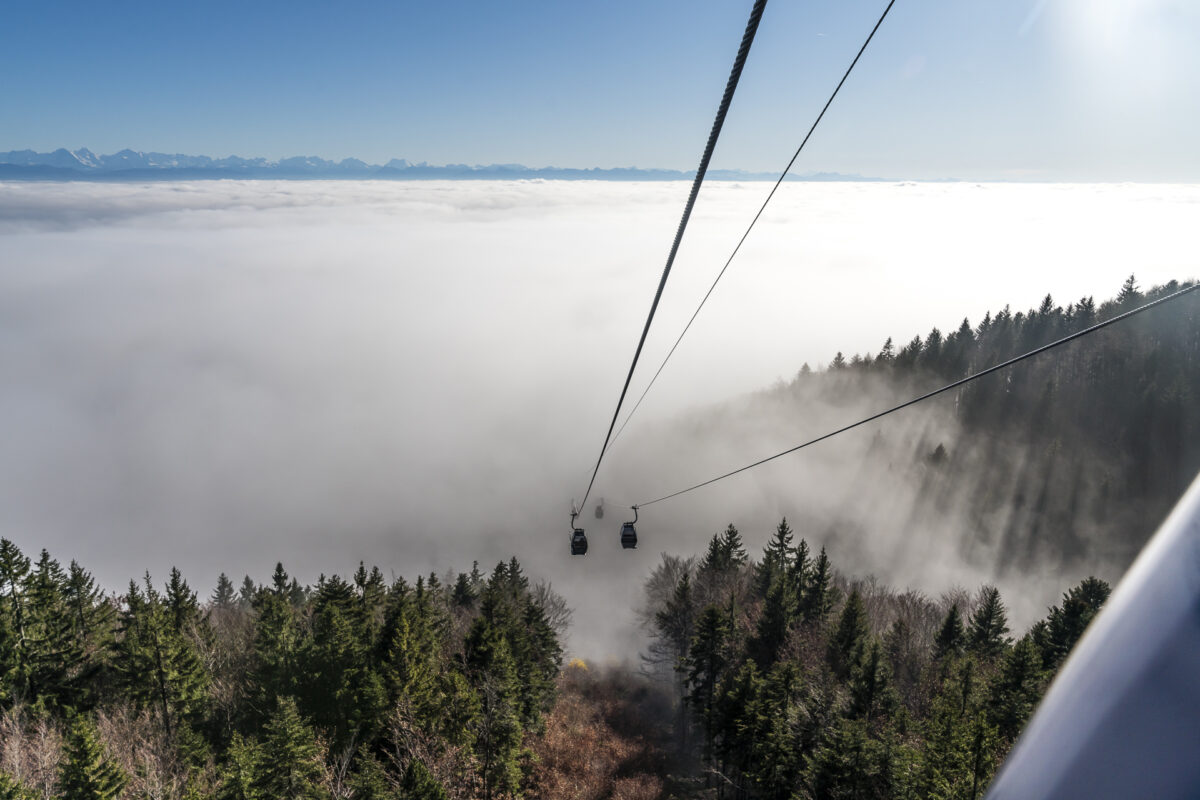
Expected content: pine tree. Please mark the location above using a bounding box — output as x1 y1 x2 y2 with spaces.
253 697 329 800
57 715 127 800
212 573 237 611
967 587 1010 659
165 567 202 635
400 759 447 800
828 589 868 679
986 636 1044 741
806 718 893 800
24 549 81 710
754 518 794 599
249 586 299 724
1041 576 1110 669
216 733 261 800
748 661 804 800
347 750 393 800
847 641 898 724
1117 273 1141 305
934 605 965 661
749 573 797 669
470 633 523 800
239 576 258 609
115 577 209 746
684 605 731 763
655 572 696 670
302 575 385 750
800 547 833 623
0 771 34 800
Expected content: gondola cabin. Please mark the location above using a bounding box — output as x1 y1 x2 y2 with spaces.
595 498 605 519
620 505 639 549
571 528 588 555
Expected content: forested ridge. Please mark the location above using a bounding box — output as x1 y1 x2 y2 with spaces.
640 523 1109 799
763 275 1200 572
0 276 1193 799
0 549 565 799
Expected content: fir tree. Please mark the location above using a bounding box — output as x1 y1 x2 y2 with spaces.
216 733 261 800
986 636 1044 740
165 567 202 635
934 605 966 660
847 641 898 724
1041 576 1110 669
967 587 1010 659
0 771 34 800
252 697 329 800
57 715 127 800
754 518 794 599
800 547 834 623
684 605 731 763
211 573 237 611
239 576 258 609
115 577 209 745
829 589 868 679
348 748 394 800
400 759 447 800
24 549 81 710
749 573 797 668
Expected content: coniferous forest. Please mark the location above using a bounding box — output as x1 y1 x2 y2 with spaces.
0 276 1195 799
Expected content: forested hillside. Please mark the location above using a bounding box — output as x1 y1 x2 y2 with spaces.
745 275 1199 574
0 276 1191 800
641 523 1110 799
0 545 564 799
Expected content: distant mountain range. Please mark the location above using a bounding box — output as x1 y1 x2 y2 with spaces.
0 148 882 182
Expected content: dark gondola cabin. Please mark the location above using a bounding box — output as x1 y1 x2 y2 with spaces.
620 505 639 549
571 528 588 555
595 498 605 519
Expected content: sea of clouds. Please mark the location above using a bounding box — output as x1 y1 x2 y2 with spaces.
1 179 1196 658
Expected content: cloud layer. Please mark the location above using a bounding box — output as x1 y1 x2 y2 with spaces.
1 179 1195 657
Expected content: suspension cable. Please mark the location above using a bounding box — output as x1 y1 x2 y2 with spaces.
605 0 898 456
636 283 1199 508
577 0 769 512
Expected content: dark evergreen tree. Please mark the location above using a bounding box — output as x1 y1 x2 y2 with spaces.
0 771 34 800
400 759 447 800
986 636 1044 741
800 547 834 623
1040 576 1110 669
806 718 893 800
684 605 731 763
749 572 797 668
211 573 237 611
252 697 329 800
216 733 260 800
24 549 81 710
115 576 209 746
348 748 394 800
967 586 1010 659
165 566 202 635
57 715 127 800
847 641 898 724
828 589 868 679
934 604 966 661
755 518 795 598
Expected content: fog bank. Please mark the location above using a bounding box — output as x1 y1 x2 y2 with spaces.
1 179 1194 657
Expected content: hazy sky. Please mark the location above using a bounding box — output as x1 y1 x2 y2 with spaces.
1 179 1195 656
3 0 1198 179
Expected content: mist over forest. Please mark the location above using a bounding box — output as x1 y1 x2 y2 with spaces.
0 178 1197 798
1 180 1196 660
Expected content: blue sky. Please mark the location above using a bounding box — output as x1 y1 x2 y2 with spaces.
2 0 1197 179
